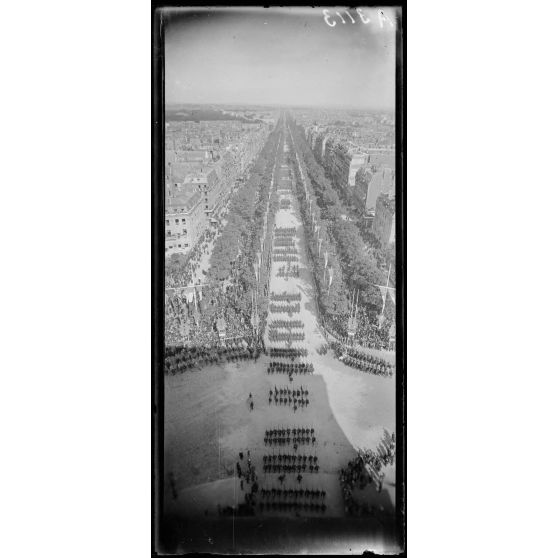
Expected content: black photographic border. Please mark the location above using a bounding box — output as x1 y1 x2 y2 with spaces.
152 3 406 554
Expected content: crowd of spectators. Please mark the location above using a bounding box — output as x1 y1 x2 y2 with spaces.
325 312 392 352
165 284 254 347
165 124 285 357
165 226 222 289
338 430 395 516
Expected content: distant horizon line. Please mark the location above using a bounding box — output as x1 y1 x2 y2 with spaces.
165 101 395 112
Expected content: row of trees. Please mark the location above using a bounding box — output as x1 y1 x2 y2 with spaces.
204 122 284 323
287 117 387 326
318 159 396 290
207 128 280 282
286 141 348 321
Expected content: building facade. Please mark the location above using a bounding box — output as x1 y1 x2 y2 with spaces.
355 166 395 214
165 187 205 255
323 138 368 190
372 192 396 248
164 120 270 256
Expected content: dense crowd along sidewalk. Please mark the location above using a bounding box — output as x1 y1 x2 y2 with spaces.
164 226 222 289
338 430 395 517
164 283 254 347
326 311 393 353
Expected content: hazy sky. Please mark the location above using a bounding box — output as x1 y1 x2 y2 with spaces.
164 7 398 110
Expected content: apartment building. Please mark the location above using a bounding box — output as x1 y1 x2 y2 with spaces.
324 138 368 189
372 192 396 248
165 186 205 256
355 166 395 214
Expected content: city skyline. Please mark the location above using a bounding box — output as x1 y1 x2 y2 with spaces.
164 7 398 110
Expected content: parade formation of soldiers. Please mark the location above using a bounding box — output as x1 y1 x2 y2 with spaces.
269 302 300 314
267 361 314 375
273 246 298 255
269 319 304 329
276 264 300 278
164 339 261 375
269 347 308 359
258 486 327 513
273 226 296 236
268 385 310 411
273 237 295 247
269 330 305 342
270 291 301 302
264 426 316 446
263 453 319 474
339 347 394 377
260 487 325 500
273 254 298 263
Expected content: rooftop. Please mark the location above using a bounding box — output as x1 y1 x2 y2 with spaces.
167 190 202 213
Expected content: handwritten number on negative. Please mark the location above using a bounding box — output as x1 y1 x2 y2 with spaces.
323 9 336 27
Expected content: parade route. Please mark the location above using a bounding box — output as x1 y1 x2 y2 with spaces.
163 120 396 552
